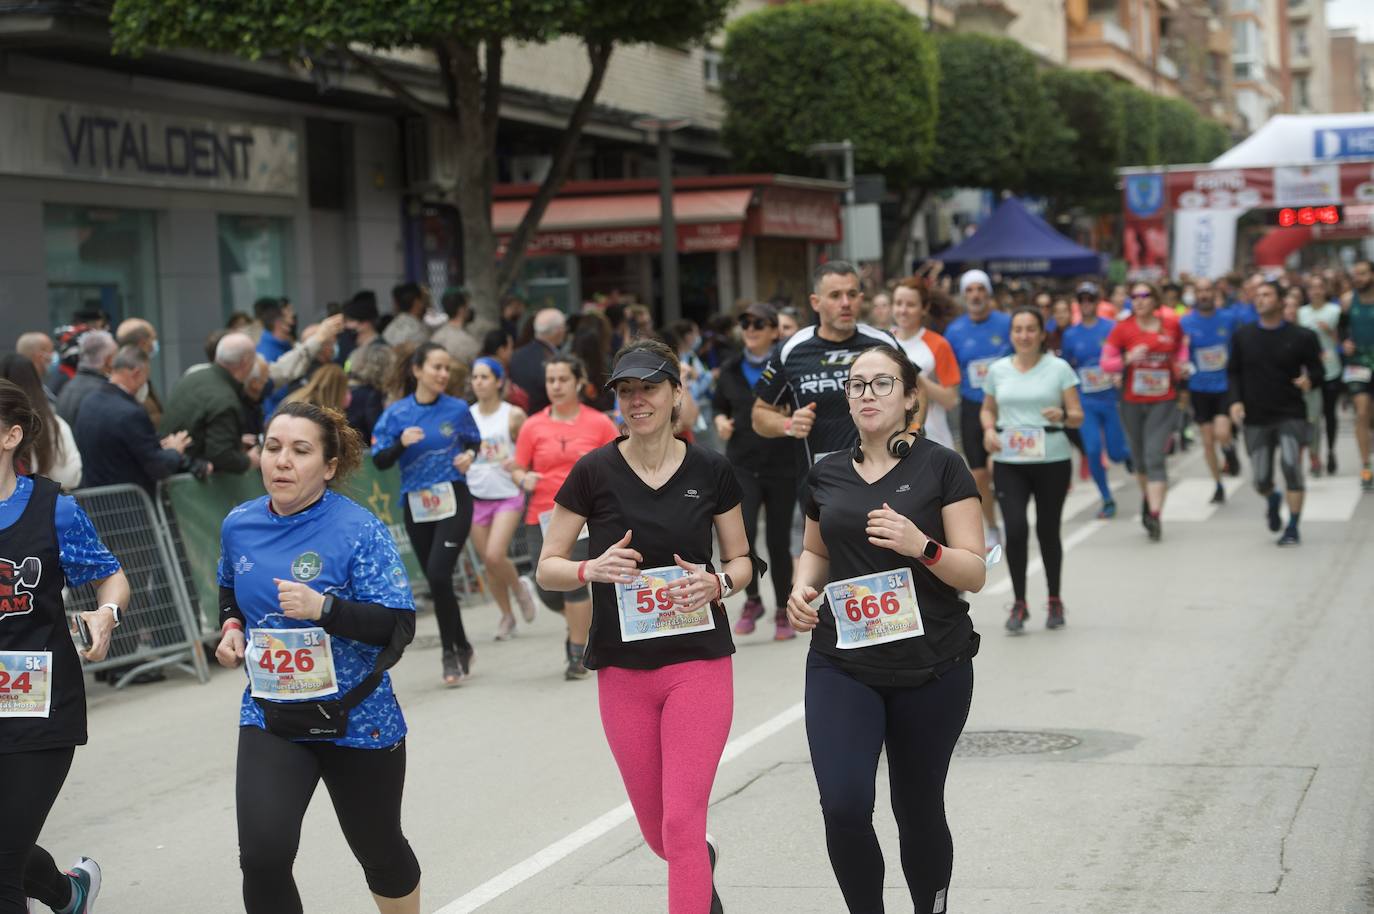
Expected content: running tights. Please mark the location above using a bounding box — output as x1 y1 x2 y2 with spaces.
1316 379 1341 455
1079 397 1130 503
805 651 974 914
993 460 1072 603
597 657 733 914
735 467 795 604
236 726 420 913
0 747 75 914
403 482 474 653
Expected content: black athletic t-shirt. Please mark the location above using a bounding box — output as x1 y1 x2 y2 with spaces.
555 438 741 671
753 323 900 478
803 437 981 685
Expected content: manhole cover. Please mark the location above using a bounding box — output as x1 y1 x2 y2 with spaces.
954 730 1081 758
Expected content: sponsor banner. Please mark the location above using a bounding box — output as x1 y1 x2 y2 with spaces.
1123 215 1168 281
1166 168 1270 211
497 220 743 257
1273 164 1341 206
1171 208 1243 279
748 186 842 241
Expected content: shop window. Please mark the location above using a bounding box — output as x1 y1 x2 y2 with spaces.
44 204 160 331
219 214 292 322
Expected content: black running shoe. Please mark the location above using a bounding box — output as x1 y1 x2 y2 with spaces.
1223 446 1241 477
1209 482 1225 504
1277 528 1300 547
1005 601 1029 634
1144 512 1162 542
1266 491 1283 532
1140 497 1150 530
457 644 474 677
707 834 724 914
1327 453 1337 476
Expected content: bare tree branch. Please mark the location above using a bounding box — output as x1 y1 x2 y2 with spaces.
496 39 614 294
343 47 448 119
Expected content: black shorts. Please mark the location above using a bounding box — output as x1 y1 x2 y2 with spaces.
959 398 990 470
1191 390 1229 423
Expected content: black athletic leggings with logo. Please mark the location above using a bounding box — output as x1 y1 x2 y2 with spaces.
993 460 1073 603
806 652 974 914
0 747 76 914
735 467 795 605
402 482 474 653
237 726 420 913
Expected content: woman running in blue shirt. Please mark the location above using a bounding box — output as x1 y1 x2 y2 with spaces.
372 343 482 685
216 401 420 914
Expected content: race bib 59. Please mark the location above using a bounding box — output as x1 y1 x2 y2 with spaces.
614 565 715 642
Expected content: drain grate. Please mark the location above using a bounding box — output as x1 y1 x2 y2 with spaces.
954 730 1081 758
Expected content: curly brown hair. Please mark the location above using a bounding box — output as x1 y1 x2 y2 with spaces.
266 400 363 486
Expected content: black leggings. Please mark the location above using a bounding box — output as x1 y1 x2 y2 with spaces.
993 460 1072 603
1318 379 1341 454
0 747 75 914
805 651 974 914
735 467 795 604
403 482 474 653
236 726 420 913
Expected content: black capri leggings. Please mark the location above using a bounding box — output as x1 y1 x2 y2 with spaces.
735 467 795 605
0 747 76 914
236 726 420 913
403 481 474 653
993 459 1072 603
805 651 974 914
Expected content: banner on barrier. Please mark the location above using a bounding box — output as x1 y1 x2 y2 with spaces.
163 463 423 632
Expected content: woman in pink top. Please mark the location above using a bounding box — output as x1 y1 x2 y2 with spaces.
512 354 619 679
1101 282 1190 541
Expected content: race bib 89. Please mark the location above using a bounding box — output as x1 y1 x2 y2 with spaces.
407 482 457 523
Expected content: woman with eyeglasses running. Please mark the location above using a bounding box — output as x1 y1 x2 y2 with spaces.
537 340 753 913
713 303 796 639
1101 283 1190 540
787 345 986 914
979 308 1084 632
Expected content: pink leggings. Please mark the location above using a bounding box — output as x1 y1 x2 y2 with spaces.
597 657 734 914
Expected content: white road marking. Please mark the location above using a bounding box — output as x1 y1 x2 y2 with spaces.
435 701 806 913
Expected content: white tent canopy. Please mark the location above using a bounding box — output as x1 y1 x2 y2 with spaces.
1213 113 1374 167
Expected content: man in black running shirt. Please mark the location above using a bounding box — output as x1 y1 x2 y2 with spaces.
752 261 901 480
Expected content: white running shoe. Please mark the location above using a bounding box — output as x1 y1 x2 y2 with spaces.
495 613 517 641
516 575 539 623
66 856 101 913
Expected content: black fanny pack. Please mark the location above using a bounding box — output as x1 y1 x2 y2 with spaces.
254 625 407 741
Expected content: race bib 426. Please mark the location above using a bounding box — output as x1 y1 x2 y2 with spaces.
246 628 339 701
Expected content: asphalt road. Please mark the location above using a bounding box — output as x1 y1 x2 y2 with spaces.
39 429 1374 913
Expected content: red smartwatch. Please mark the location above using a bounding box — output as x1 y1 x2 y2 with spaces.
918 539 942 566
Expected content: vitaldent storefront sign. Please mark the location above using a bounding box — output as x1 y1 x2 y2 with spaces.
0 93 299 196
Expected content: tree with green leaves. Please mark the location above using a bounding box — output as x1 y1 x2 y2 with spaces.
720 0 938 278
1116 83 1162 168
109 0 731 327
1034 69 1127 210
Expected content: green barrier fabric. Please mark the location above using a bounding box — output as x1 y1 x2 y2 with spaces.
163 462 422 632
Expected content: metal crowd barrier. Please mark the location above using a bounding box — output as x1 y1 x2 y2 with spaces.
67 484 210 688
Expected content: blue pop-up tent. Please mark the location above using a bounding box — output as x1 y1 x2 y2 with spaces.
937 197 1106 276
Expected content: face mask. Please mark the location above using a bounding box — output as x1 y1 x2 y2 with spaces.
49 351 60 368
150 339 160 359
136 381 149 403
1182 292 1196 307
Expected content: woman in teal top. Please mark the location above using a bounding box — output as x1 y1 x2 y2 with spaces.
979 308 1083 634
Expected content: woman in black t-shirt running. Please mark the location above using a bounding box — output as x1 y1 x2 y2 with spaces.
537 340 753 914
0 380 128 914
787 345 986 914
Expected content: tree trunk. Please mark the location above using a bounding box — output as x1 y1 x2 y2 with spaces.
883 185 929 280
447 39 502 333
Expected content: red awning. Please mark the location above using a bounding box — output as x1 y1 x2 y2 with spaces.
1253 226 1313 268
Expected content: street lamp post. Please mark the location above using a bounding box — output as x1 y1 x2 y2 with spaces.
633 116 692 326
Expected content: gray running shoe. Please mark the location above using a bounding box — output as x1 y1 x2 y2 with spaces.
66 857 101 914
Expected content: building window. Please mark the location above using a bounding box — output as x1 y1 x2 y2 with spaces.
703 48 722 90
1293 27 1308 58
44 204 160 331
218 214 292 322
1295 74 1310 109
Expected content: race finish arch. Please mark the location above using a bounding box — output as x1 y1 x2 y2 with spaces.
1118 113 1374 279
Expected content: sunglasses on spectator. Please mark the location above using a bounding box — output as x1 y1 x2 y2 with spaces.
1131 292 1153 300
738 317 774 330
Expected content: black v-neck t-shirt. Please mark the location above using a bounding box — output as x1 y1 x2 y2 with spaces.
803 437 981 685
555 438 741 670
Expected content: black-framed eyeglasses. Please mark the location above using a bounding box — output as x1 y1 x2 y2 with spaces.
738 317 774 331
844 375 898 399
